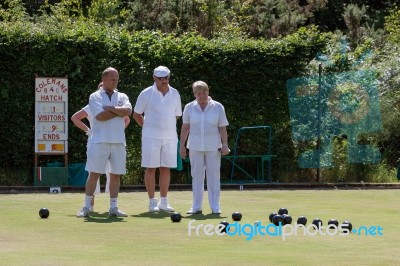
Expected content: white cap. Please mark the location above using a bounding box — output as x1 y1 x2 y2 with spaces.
153 66 170 77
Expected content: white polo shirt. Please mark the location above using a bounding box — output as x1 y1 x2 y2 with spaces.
134 83 182 139
182 98 229 151
89 88 132 144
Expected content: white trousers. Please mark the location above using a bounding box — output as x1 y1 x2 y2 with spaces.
189 150 221 211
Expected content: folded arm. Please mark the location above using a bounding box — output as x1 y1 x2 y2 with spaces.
96 106 132 121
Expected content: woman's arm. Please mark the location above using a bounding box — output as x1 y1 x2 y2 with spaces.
71 110 90 133
219 126 230 155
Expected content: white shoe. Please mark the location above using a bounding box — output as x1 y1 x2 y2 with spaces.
158 199 174 212
212 209 221 214
77 207 91 218
109 207 128 217
186 209 202 214
149 199 160 212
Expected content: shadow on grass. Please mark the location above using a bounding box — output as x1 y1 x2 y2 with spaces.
81 212 127 223
131 212 227 220
182 213 228 220
131 212 172 219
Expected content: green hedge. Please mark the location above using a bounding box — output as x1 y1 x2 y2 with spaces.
0 20 328 185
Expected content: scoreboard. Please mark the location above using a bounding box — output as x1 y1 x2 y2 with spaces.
34 77 68 153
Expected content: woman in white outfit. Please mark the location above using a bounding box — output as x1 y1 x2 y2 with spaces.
179 81 230 215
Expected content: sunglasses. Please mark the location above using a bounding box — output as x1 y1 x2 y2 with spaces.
156 76 170 80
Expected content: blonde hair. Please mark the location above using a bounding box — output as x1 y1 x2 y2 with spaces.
192 80 209 94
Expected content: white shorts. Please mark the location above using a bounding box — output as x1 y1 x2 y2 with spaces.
85 143 126 175
94 178 101 195
141 138 177 168
92 162 110 194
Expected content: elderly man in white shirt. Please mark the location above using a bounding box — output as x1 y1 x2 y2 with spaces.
77 67 132 218
133 66 182 212
72 83 131 212
179 80 230 215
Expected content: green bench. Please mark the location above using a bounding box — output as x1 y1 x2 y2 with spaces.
184 125 276 183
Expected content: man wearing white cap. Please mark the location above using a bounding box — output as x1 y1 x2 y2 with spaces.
133 66 182 212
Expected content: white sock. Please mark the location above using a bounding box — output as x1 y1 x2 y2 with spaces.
160 197 167 202
84 196 93 209
110 198 118 209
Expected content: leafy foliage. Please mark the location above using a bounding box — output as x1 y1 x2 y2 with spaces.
0 3 328 184
0 1 399 184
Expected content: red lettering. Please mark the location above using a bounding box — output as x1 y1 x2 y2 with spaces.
42 134 60 140
36 79 67 94
39 95 63 101
38 115 65 121
39 81 45 89
60 84 66 91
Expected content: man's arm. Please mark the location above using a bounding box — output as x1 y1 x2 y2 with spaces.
103 106 132 116
124 116 131 128
96 106 132 121
132 112 144 127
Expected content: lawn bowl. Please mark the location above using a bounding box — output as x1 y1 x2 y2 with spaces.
327 219 339 227
297 216 307 226
272 214 284 226
39 208 50 219
341 220 353 232
312 218 323 229
219 220 230 233
283 215 292 225
170 212 182 223
269 212 277 223
278 207 288 215
231 212 242 221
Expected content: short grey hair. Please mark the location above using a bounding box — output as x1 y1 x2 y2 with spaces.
192 80 209 93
